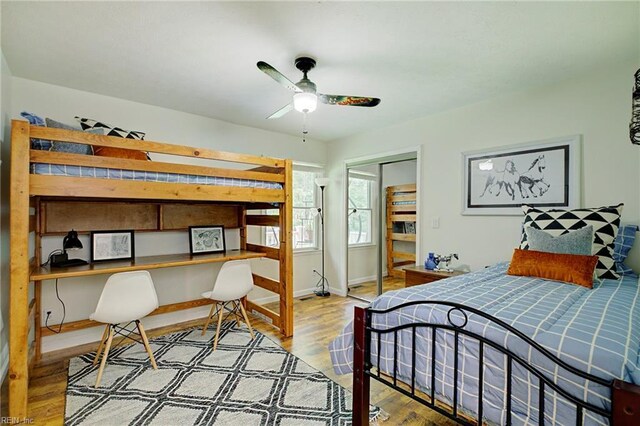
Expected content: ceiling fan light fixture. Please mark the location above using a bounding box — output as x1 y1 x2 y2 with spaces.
293 92 317 113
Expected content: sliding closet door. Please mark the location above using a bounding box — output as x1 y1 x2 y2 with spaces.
346 155 418 301
346 165 380 302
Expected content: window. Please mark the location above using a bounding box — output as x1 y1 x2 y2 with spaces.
264 168 320 250
348 176 373 245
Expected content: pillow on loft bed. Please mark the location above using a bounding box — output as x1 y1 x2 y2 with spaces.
75 116 149 161
20 112 99 154
45 118 101 155
614 225 639 277
20 111 51 150
520 204 623 280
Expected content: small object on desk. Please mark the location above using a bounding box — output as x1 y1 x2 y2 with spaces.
51 258 89 268
434 253 459 273
50 229 88 267
424 252 438 270
189 225 226 255
404 265 466 287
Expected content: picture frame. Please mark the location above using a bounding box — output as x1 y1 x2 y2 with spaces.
189 225 226 255
404 221 416 234
90 230 135 262
461 135 581 215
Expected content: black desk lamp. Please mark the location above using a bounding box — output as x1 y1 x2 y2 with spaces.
51 230 88 268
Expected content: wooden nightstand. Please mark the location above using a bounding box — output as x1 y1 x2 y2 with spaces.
403 265 466 287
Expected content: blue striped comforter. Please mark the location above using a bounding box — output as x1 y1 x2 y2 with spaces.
30 163 283 190
329 263 640 425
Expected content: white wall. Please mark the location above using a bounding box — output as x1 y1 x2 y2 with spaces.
0 50 12 383
10 77 328 352
326 61 640 294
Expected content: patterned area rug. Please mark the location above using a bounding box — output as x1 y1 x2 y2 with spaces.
65 323 385 425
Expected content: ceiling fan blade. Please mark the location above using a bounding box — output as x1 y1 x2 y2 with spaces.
266 103 294 119
257 61 302 93
318 94 381 107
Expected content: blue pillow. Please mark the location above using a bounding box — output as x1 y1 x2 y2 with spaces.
614 225 638 277
525 225 594 255
20 111 51 150
45 118 101 155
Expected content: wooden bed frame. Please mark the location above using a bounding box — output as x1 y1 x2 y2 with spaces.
8 120 294 418
352 303 640 425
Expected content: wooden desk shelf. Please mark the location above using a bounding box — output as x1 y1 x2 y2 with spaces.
31 250 266 281
32 250 268 338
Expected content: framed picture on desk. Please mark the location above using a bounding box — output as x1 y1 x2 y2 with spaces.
91 230 135 262
189 225 225 255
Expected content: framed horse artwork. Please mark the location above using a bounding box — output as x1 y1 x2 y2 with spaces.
461 135 581 215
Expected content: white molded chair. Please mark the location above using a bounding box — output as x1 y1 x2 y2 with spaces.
201 260 256 350
91 271 159 387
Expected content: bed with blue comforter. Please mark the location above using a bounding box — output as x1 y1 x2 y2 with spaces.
329 263 640 425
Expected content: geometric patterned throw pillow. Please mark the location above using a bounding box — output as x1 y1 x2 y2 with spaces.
75 116 149 160
75 116 146 139
520 204 624 280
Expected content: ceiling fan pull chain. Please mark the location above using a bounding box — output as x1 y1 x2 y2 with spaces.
302 112 309 143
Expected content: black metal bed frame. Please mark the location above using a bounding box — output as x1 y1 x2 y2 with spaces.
352 302 640 425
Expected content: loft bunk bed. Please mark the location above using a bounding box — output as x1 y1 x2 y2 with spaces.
385 183 416 278
8 120 294 418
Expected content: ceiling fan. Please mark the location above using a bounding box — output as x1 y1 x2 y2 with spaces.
257 57 381 119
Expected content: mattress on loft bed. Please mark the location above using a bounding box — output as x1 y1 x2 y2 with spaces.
30 163 283 190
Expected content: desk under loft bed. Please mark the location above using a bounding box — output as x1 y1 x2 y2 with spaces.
8 120 294 417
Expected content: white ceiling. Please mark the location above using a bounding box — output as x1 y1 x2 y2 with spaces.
2 1 638 141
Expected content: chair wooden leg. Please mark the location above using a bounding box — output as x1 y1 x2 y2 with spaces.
201 302 217 335
93 324 110 366
213 302 224 351
232 301 242 327
136 320 157 370
95 325 114 388
238 302 255 339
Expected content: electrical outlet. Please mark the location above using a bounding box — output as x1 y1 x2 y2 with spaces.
44 309 55 322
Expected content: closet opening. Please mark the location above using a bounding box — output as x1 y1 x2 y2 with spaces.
345 149 420 302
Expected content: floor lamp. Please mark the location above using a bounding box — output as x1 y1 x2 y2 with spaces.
314 177 330 297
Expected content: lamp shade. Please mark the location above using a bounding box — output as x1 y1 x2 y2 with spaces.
315 177 330 188
63 229 83 250
293 92 318 113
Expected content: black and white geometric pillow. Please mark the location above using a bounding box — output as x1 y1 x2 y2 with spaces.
520 204 623 280
75 116 146 140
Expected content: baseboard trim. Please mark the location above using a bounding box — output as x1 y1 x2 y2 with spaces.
249 288 317 305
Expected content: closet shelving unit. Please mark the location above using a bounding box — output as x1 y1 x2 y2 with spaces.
385 183 417 278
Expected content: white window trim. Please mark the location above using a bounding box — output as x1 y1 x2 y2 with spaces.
262 163 325 252
348 175 375 247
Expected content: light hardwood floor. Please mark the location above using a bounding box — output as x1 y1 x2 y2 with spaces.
348 276 406 300
25 292 455 425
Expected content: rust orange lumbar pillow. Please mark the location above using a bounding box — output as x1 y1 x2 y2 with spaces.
94 146 149 161
507 249 598 289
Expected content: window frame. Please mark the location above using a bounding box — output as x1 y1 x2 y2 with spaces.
263 164 323 252
347 174 375 247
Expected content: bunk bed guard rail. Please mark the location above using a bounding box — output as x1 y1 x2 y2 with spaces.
351 302 640 426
